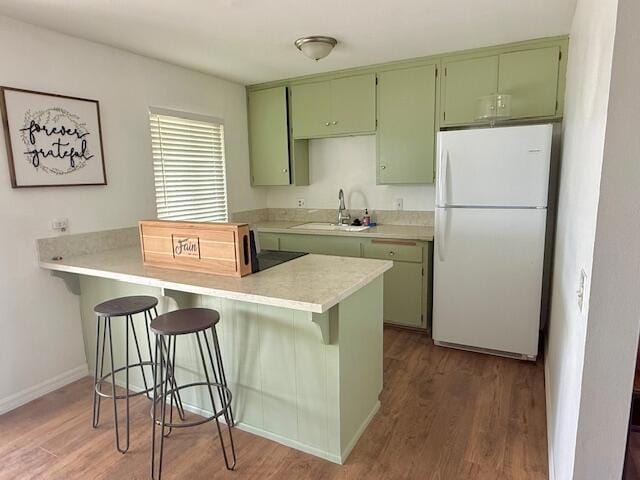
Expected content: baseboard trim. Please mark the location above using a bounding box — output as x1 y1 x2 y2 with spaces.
545 359 555 480
340 400 381 464
108 377 378 464
0 363 89 415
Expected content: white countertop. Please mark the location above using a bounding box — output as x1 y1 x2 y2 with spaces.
40 246 392 313
253 221 434 241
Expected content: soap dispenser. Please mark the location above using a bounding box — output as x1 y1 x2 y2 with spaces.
363 209 371 226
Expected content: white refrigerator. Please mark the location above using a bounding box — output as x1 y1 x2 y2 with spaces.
433 124 552 360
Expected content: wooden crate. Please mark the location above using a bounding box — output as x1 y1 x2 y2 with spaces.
139 220 252 277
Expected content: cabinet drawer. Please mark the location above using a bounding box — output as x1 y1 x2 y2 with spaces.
362 240 423 263
279 234 361 257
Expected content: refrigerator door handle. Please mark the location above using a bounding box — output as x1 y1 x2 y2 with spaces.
437 149 450 207
437 208 448 262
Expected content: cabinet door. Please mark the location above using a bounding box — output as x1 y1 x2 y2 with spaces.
441 56 499 125
498 46 560 119
248 87 290 185
330 74 376 135
258 233 280 251
279 234 362 257
383 261 423 327
377 65 436 184
291 81 332 138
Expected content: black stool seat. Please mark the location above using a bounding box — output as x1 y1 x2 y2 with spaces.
94 295 158 316
150 308 220 336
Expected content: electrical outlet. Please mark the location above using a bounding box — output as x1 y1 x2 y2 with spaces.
394 198 404 211
577 269 587 312
51 218 69 232
297 198 306 208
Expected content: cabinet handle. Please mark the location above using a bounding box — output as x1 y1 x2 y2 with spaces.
389 251 395 256
283 168 288 173
381 165 387 170
332 121 337 125
325 122 330 126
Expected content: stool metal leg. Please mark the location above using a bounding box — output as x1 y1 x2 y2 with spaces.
92 315 107 428
207 326 235 427
143 309 155 401
152 307 185 421
151 333 160 480
196 331 236 471
128 314 150 399
160 336 176 438
151 334 173 480
107 316 130 454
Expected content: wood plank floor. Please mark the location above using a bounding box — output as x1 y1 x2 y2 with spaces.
0 328 547 479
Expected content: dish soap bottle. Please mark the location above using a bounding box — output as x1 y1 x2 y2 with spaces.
363 209 371 226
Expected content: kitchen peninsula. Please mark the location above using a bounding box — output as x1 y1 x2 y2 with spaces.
37 226 392 464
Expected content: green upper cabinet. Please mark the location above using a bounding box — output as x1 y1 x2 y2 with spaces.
441 44 563 126
441 56 499 126
248 86 290 186
330 74 376 135
291 73 376 139
498 46 560 119
290 81 331 138
377 64 437 184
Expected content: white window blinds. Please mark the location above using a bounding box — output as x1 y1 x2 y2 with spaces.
149 109 228 222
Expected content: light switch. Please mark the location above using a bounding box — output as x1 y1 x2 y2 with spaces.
394 198 404 211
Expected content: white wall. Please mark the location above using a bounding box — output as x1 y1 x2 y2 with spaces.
0 15 263 410
572 0 640 476
544 0 619 478
265 135 435 211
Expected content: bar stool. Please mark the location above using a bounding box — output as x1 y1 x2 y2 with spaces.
92 295 184 454
150 307 236 479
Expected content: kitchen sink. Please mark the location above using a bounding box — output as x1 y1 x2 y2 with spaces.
290 222 370 232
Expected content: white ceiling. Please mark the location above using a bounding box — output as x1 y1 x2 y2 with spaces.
0 0 576 85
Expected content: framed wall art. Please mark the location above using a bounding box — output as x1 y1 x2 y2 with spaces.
0 86 106 188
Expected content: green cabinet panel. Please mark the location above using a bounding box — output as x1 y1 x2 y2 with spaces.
258 233 280 250
377 65 436 184
441 55 499 125
290 81 332 138
330 74 376 136
279 234 361 257
291 74 376 139
498 46 560 119
256 230 432 329
381 261 423 328
248 87 290 186
362 240 423 263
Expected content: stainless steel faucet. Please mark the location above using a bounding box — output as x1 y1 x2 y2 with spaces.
337 189 351 225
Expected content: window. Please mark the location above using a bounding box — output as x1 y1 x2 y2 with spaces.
149 108 228 222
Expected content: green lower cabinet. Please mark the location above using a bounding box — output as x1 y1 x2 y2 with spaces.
380 261 423 328
279 234 361 257
258 232 280 250
258 232 431 329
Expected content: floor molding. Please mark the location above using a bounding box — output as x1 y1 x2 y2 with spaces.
340 399 381 464
0 364 89 415
545 359 555 480
106 376 378 464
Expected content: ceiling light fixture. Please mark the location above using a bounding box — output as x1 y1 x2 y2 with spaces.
294 36 337 61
